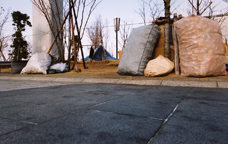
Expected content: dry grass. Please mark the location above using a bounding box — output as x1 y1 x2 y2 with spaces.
0 60 120 76
1 60 228 80
68 60 120 76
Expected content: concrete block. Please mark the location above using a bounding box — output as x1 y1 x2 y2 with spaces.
9 77 32 81
116 79 162 86
82 78 119 84
53 78 84 83
161 80 217 88
0 77 11 80
29 77 55 82
217 82 228 88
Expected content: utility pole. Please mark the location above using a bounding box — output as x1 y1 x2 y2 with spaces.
114 18 120 59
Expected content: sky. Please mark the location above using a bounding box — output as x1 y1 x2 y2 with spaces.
1 0 228 59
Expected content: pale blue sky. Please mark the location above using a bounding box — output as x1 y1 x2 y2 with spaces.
1 0 186 42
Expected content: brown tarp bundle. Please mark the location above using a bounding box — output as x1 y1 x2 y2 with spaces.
174 15 227 77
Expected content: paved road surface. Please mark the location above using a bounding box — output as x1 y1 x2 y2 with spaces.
0 80 228 143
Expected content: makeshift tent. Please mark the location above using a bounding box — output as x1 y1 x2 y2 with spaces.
84 45 116 61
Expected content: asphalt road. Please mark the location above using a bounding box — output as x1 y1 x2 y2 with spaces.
0 80 228 144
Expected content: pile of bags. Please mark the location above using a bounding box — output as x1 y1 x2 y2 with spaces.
21 53 68 74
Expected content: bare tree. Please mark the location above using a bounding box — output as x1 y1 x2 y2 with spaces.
31 0 65 61
103 19 110 50
146 0 164 21
86 16 112 60
70 0 101 67
87 15 104 48
31 0 101 69
119 21 131 50
135 0 147 25
187 0 213 16
136 0 177 23
222 0 228 14
0 7 10 61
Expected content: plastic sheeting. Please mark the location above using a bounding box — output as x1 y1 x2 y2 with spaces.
84 45 116 61
144 55 174 77
21 53 51 74
117 24 161 75
174 15 227 76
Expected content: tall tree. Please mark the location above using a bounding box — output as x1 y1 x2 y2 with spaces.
163 0 171 58
119 21 131 50
87 16 111 60
0 7 10 61
135 0 162 24
146 0 164 21
135 0 147 25
70 0 101 67
87 15 104 48
187 0 213 16
103 19 110 50
31 0 65 61
10 11 32 61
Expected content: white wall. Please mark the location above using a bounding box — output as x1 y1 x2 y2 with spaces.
32 0 63 55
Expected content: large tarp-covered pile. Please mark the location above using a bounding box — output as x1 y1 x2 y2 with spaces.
117 24 161 75
84 45 116 61
174 15 227 76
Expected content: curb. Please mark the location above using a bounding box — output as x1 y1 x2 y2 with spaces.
1 76 228 89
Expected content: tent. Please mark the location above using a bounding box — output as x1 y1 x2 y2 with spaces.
84 45 116 61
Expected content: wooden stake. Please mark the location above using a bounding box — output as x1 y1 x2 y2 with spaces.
70 4 78 72
47 0 77 54
67 0 72 69
71 0 87 69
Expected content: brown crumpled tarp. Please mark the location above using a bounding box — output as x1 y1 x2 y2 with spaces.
144 55 174 77
174 15 227 77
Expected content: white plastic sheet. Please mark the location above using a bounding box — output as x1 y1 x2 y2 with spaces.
49 63 67 72
21 53 51 74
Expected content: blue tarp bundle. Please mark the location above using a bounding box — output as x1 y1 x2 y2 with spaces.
84 45 116 61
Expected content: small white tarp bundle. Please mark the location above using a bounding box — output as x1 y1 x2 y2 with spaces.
50 63 67 72
117 24 161 75
144 55 174 77
21 53 52 74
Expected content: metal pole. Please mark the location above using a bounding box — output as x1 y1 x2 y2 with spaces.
173 13 180 75
116 29 118 59
114 18 120 60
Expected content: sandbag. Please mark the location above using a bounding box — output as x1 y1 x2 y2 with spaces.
144 55 174 77
174 15 227 77
21 53 51 74
117 24 161 75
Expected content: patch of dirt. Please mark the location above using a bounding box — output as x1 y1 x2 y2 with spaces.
68 60 120 76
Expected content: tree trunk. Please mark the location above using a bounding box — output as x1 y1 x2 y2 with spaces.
197 0 200 15
0 50 6 61
164 0 171 59
70 9 78 72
